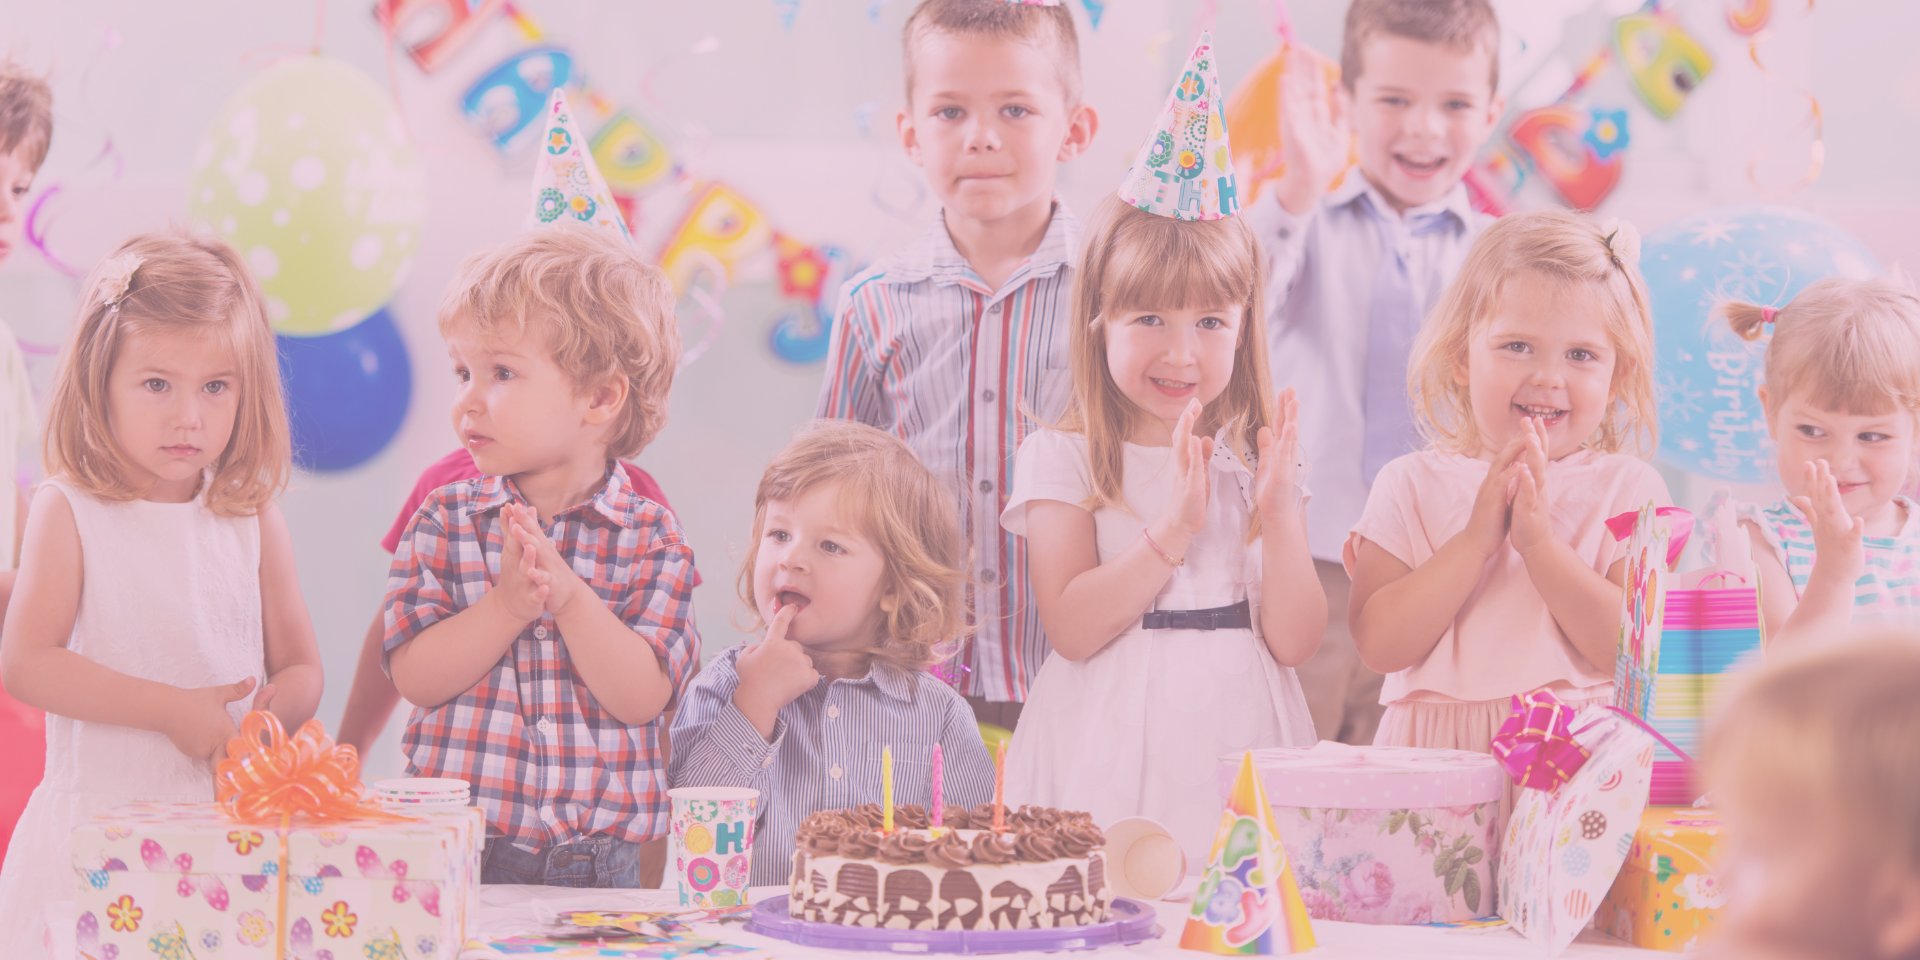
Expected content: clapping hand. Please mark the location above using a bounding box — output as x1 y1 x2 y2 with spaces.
1254 388 1304 521
1461 433 1528 560
1274 46 1350 215
503 503 592 617
494 503 551 624
1509 417 1557 559
1793 459 1866 585
1160 400 1215 539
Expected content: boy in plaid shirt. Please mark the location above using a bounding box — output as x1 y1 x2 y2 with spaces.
384 224 697 887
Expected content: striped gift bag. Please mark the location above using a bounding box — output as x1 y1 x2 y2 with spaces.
1609 495 1766 805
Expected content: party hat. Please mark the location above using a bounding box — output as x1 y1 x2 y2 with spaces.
1178 752 1315 955
526 88 632 240
1119 33 1241 221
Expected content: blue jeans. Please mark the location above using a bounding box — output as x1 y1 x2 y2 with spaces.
482 834 642 888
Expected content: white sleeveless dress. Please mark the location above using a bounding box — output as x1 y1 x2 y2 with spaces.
0 479 263 957
999 429 1317 870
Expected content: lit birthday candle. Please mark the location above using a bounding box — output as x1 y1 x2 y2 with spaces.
882 744 894 833
992 740 1007 833
930 743 944 835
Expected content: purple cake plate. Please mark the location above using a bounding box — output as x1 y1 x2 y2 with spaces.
747 894 1163 954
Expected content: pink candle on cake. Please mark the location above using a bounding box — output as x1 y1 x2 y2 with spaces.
931 743 944 831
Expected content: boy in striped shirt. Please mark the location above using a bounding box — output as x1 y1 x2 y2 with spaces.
816 0 1098 726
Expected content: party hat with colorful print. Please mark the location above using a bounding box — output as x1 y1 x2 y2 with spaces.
1118 32 1241 221
526 88 631 240
1178 752 1316 954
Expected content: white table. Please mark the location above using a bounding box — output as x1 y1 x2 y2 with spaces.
463 882 1663 959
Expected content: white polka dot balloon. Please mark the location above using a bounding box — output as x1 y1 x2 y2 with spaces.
188 57 426 336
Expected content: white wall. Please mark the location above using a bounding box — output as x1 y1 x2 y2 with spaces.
3 0 1915 778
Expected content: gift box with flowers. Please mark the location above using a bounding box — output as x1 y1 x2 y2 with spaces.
71 713 482 960
1216 742 1505 924
1595 807 1727 952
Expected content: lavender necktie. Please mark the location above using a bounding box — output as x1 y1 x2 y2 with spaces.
1362 196 1458 485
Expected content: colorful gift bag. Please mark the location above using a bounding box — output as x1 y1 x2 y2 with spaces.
1218 743 1504 924
1496 694 1657 957
1180 753 1315 954
1609 495 1765 804
1596 807 1728 952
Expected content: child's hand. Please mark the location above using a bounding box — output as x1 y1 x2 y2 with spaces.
1160 400 1215 538
733 606 820 722
166 677 256 762
1509 418 1558 559
1793 459 1866 585
493 504 551 624
1274 46 1350 216
504 504 589 617
250 681 278 715
1254 388 1303 522
1461 434 1527 560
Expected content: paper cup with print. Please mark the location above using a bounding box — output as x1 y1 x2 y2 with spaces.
1103 816 1187 900
668 786 758 907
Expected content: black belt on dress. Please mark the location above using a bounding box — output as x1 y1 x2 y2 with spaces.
1141 599 1251 631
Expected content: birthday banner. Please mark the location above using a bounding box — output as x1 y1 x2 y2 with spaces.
375 0 849 367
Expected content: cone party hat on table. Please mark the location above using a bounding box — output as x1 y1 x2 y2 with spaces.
526 88 632 240
1179 752 1315 954
1119 32 1241 221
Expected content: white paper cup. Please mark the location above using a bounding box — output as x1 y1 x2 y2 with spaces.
1103 817 1186 901
667 787 758 907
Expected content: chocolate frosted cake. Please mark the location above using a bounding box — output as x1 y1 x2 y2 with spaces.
790 803 1112 931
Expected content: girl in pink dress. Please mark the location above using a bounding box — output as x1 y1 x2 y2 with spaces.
1345 211 1670 825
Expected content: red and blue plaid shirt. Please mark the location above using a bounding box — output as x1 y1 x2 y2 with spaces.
382 466 699 851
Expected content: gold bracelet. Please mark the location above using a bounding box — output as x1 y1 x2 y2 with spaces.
1141 529 1184 567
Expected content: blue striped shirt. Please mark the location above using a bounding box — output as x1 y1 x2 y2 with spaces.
667 647 997 885
1747 496 1920 619
815 202 1079 702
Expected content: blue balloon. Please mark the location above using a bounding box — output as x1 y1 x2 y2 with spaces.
1646 205 1881 483
277 306 412 472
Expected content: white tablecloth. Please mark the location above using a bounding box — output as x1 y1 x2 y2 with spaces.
461 881 1663 959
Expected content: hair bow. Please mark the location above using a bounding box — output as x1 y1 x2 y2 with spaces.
1491 688 1593 792
93 253 145 312
1597 218 1642 269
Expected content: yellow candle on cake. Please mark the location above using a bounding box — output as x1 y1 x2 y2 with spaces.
882 744 894 833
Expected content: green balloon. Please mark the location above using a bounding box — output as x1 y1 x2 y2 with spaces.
188 57 426 336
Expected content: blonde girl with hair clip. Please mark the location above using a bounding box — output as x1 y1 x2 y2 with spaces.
999 191 1324 867
1346 210 1669 824
1717 278 1920 650
0 230 322 951
670 421 995 886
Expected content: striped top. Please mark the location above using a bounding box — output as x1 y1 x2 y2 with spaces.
1744 497 1920 620
667 646 997 885
815 201 1080 702
383 467 700 851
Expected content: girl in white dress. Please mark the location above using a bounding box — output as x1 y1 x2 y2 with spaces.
1001 192 1323 867
0 231 322 953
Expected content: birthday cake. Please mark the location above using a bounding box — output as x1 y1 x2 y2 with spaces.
789 803 1112 931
